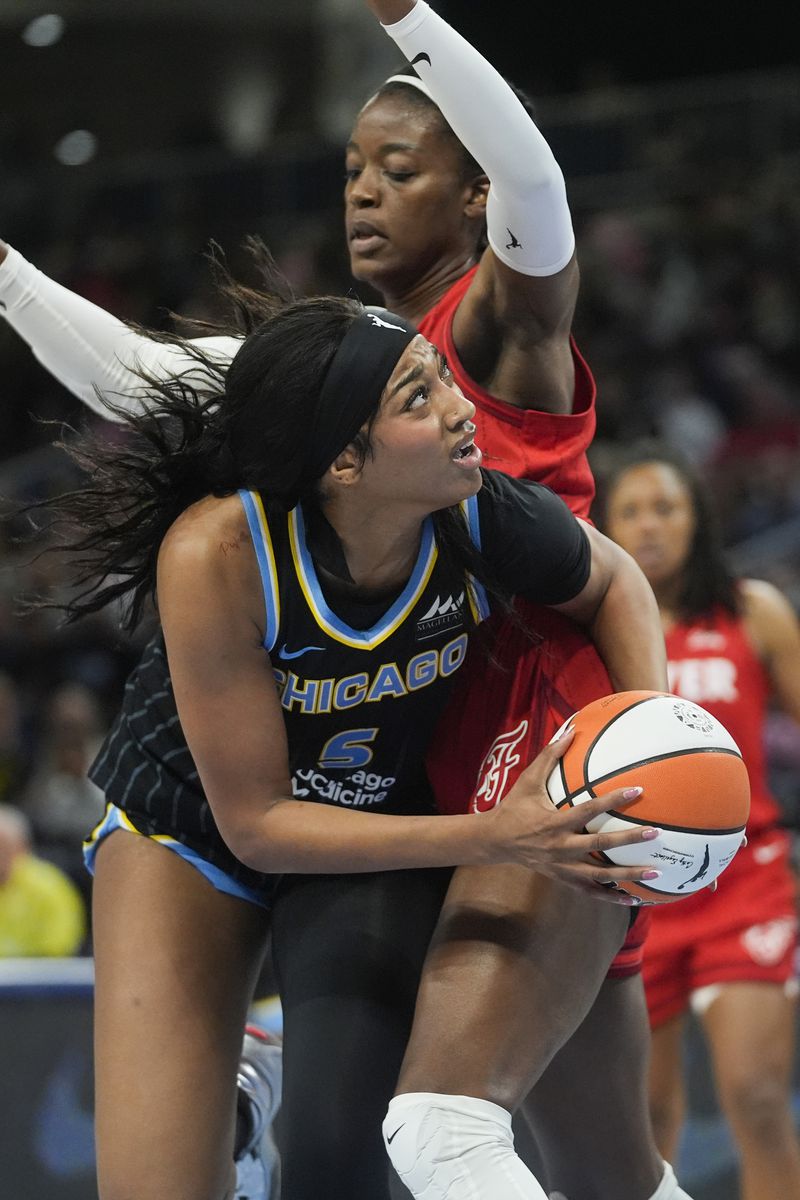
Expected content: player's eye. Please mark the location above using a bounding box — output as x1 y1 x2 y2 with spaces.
404 386 429 411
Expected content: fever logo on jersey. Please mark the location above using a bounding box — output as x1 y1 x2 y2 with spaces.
741 916 797 967
471 719 529 813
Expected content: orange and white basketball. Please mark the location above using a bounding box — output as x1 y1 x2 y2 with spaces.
546 691 750 904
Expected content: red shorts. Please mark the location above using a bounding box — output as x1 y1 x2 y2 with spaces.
643 828 799 1027
426 601 650 979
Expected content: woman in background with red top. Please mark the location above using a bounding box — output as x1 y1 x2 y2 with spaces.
604 445 800 1200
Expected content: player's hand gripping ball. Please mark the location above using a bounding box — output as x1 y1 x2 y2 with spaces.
546 691 750 904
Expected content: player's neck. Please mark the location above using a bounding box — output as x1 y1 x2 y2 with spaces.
323 501 423 593
379 252 478 324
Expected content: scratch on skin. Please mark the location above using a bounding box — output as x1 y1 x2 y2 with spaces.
219 531 249 556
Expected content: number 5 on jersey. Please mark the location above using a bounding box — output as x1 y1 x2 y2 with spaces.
318 728 379 770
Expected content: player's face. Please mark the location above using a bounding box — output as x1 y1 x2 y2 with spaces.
345 94 480 295
355 335 482 511
605 462 696 588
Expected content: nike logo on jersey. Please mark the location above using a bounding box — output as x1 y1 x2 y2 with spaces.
410 52 431 68
278 643 325 660
386 1124 405 1144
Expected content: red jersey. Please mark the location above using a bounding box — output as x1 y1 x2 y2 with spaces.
421 267 650 977
417 266 596 517
666 605 780 837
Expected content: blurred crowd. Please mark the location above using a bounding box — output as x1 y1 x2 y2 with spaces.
1 69 799 953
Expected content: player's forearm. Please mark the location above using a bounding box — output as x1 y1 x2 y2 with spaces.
364 0 414 21
588 554 668 694
0 243 236 417
226 796 496 874
0 243 153 416
376 1 574 276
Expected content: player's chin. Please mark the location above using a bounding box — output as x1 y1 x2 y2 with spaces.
449 464 483 504
348 247 388 283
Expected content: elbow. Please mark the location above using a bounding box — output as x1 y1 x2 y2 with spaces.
217 799 290 875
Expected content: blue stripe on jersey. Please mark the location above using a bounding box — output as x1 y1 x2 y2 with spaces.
238 489 281 651
289 506 439 649
460 494 491 622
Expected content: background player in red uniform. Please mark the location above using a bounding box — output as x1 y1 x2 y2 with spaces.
0 3 688 1196
603 445 800 1200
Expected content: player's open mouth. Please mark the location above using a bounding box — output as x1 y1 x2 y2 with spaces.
451 440 482 468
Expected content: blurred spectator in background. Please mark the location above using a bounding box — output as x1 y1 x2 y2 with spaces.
0 802 86 956
22 683 105 908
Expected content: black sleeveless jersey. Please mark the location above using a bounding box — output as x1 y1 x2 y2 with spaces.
89 471 589 888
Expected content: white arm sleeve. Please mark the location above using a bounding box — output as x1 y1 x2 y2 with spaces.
0 245 240 421
381 1 574 276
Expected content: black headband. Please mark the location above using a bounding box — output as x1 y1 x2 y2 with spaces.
303 306 419 489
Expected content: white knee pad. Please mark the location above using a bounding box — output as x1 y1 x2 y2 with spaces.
383 1092 548 1199
650 1161 695 1200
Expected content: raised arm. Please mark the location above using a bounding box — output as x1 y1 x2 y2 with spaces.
365 0 579 410
0 240 239 419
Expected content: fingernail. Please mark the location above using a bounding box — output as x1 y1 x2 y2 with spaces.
641 828 659 840
620 895 638 906
622 787 643 799
556 725 574 741
642 869 662 880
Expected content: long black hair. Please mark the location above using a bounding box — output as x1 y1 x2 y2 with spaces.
598 441 740 620
26 249 511 634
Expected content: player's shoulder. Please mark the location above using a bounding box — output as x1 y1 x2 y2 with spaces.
739 578 800 657
476 467 559 511
739 577 794 622
159 493 252 582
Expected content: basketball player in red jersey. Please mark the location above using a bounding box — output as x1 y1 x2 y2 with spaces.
0 3 690 1196
355 6 682 1198
604 447 800 1200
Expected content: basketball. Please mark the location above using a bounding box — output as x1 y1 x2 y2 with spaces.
546 690 750 904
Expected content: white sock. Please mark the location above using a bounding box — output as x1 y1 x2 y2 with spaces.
650 1160 695 1200
548 1161 694 1200
384 1091 548 1199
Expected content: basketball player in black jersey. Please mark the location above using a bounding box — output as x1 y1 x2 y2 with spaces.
34 277 670 1200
